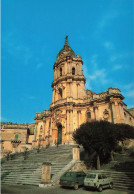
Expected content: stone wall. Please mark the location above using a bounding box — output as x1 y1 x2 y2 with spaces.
69 161 90 173
127 108 134 117
1 128 28 143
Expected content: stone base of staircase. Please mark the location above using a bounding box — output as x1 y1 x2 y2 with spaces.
1 145 74 186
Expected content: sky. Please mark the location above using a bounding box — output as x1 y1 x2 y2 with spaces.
1 0 134 124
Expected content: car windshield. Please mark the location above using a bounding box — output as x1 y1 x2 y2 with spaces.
86 174 96 179
64 172 75 177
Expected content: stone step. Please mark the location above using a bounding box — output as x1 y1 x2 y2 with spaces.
113 180 134 184
1 145 74 185
113 183 134 190
2 161 70 168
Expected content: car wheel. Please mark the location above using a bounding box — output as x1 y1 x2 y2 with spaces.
98 185 103 192
109 182 113 189
74 183 79 190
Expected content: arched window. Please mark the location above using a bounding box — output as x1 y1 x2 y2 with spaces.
72 67 75 75
59 88 62 99
60 68 62 76
87 112 91 120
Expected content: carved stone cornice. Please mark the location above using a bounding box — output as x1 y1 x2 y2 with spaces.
66 131 74 135
53 58 83 69
52 76 86 87
52 128 57 131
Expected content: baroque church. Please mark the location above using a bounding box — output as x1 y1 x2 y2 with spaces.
1 37 134 156
34 36 134 146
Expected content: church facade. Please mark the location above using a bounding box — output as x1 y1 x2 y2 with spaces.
34 37 134 146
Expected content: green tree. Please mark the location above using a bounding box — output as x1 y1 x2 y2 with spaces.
73 121 134 170
114 123 134 153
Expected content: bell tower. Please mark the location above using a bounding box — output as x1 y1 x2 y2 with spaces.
50 36 86 144
50 36 86 106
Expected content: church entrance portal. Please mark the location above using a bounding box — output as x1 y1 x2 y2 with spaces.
57 124 62 144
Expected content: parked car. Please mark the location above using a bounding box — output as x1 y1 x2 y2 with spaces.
84 172 113 192
60 171 86 190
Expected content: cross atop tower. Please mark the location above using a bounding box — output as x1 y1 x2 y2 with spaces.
65 35 68 45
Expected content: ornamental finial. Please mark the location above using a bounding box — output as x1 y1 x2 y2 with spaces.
65 35 68 45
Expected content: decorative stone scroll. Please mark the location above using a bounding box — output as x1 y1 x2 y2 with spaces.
103 109 109 120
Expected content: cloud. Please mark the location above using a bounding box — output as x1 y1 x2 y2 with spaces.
90 55 98 69
112 65 122 71
123 83 134 90
121 86 134 102
127 105 134 109
83 65 92 90
28 96 36 100
88 69 109 84
0 117 8 122
3 32 33 66
36 63 43 69
110 52 134 62
24 48 33 65
110 56 118 62
98 11 119 29
103 41 114 50
83 54 111 90
125 90 134 98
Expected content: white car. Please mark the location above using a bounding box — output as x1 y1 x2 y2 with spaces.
84 172 113 192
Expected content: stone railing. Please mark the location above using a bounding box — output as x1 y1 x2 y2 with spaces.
3 125 28 129
50 98 67 108
93 91 108 100
35 112 43 119
92 87 121 101
108 87 121 94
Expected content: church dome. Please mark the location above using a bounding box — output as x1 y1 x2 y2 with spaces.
56 36 75 62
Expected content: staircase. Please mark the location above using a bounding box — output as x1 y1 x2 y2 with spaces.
101 153 134 191
1 145 74 186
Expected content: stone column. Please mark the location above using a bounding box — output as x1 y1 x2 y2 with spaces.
70 62 72 75
70 110 73 133
79 110 81 126
66 110 70 134
67 83 69 97
41 162 52 184
95 107 100 120
77 110 81 128
118 102 124 123
69 82 71 96
93 106 98 120
76 64 79 75
70 83 72 97
77 83 80 99
55 67 57 79
67 62 69 74
32 140 37 148
52 88 55 103
35 123 38 140
110 101 117 123
80 64 82 75
73 145 80 160
54 69 56 80
43 121 46 137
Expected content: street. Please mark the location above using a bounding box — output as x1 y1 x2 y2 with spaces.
1 184 133 194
